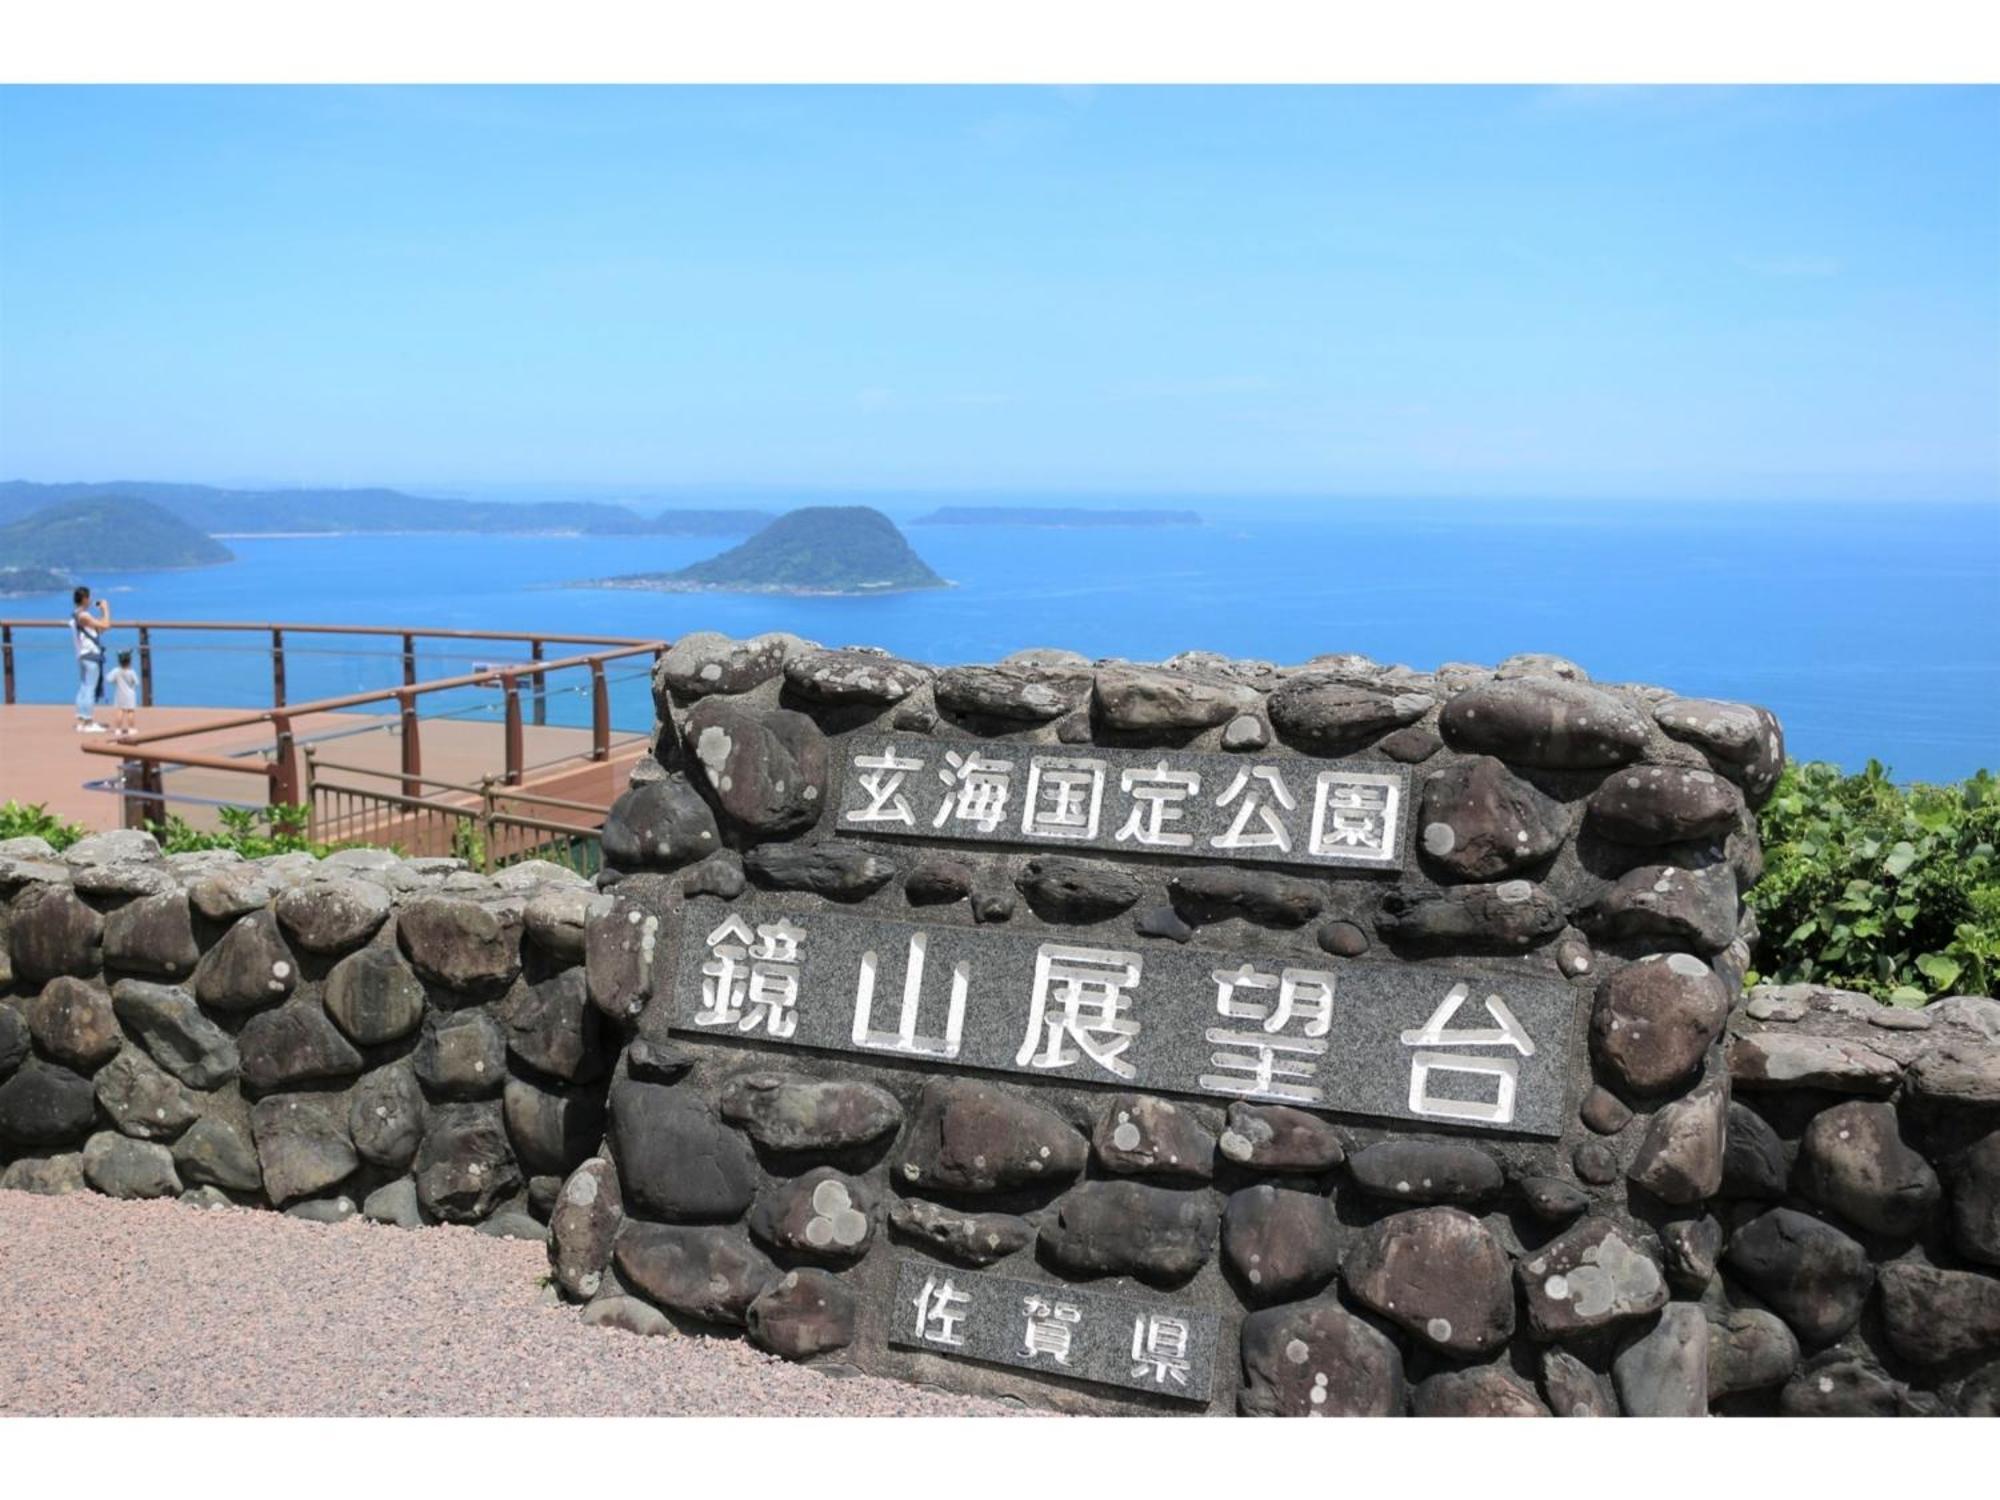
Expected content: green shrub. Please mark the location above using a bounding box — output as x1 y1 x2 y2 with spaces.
148 804 343 859
0 800 88 850
1748 760 1999 1004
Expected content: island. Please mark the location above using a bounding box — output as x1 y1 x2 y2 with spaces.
0 480 772 538
0 565 70 596
0 497 234 572
584 506 951 595
911 505 1203 527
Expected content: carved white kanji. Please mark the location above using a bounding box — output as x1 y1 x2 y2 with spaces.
912 1274 972 1347
693 914 805 1038
1211 766 1298 852
1114 761 1201 848
1022 757 1107 840
1399 982 1536 1125
1021 1295 1083 1366
852 931 968 1060
934 750 1015 832
846 744 926 827
1017 943 1144 1080
1199 962 1336 1104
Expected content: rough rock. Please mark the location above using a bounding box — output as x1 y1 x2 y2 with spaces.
0 1152 87 1195
1165 867 1322 928
347 1063 427 1170
1951 1129 2000 1266
322 946 427 1046
933 662 1092 722
600 776 723 873
1706 1307 1800 1398
1217 1103 1345 1174
1092 665 1260 735
1417 757 1569 881
92 1047 198 1140
1591 953 1732 1094
1723 1208 1875 1346
783 647 929 705
887 1199 1036 1267
1661 1215 1724 1294
412 1102 522 1223
1091 1094 1216 1181
101 890 200 977
0 1059 99 1145
1040 1180 1219 1285
746 1268 857 1359
110 980 239 1088
682 698 828 837
549 1158 623 1301
896 1080 1087 1194
1730 1032 1901 1095
522 884 598 961
747 1168 877 1263
1612 1303 1709 1417
903 856 973 906
1541 1351 1617 1416
1222 1184 1341 1304
742 842 897 902
1375 879 1566 954
1579 1086 1633 1135
171 1115 263 1192
272 877 392 954
1237 1298 1406 1417
1628 1075 1728 1205
613 1222 777 1327
193 909 299 1012
1905 1040 2000 1109
360 1178 424 1227
1722 1101 1790 1198
412 1009 507 1099
1587 863 1739 956
1653 697 1784 802
1013 857 1143 922
1519 1217 1669 1339
608 1073 759 1222
1573 1141 1619 1185
82 1130 183 1199
1129 905 1195 945
1379 725 1442 764
1518 1176 1590 1224
249 1092 358 1205
6 884 102 982
1413 1366 1550 1417
624 1039 693 1084
502 1076 606 1177
1779 1358 1903 1417
1796 1100 1941 1238
1317 919 1369 957
1265 678 1431 754
1347 1139 1502 1206
1876 1263 2000 1366
1343 1206 1515 1356
584 897 659 1020
654 630 800 699
718 1071 903 1154
397 898 521 997
0 1004 26 1077
27 976 122 1071
184 863 278 922
580 1294 676 1339
1439 679 1648 769
238 999 366 1092
496 966 603 1083
1587 765 1744 846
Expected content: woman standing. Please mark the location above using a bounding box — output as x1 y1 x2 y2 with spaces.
70 584 111 733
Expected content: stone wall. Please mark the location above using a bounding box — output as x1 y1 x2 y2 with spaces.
4 635 1996 1415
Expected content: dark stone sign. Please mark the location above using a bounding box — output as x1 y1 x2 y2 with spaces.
888 1259 1218 1402
667 897 1579 1135
833 732 1410 873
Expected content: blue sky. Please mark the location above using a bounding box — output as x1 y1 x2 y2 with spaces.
0 85 1994 501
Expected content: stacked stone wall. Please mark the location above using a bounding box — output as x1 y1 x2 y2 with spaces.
3 635 1997 1415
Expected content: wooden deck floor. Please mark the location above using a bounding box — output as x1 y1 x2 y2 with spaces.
0 704 649 833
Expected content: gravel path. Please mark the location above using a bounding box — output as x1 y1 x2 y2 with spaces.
0 1190 1023 1417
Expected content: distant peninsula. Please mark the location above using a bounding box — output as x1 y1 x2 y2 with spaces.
0 481 772 539
0 565 71 596
911 505 1202 527
587 506 950 595
0 498 234 573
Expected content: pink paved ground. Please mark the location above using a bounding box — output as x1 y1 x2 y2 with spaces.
0 1190 1024 1417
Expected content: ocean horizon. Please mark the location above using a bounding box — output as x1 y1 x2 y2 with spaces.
3 495 1994 785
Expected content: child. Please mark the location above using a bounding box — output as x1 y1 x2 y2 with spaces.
108 650 140 739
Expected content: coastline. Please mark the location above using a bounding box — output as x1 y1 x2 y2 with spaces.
571 576 958 597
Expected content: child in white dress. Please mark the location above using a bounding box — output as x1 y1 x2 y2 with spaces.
108 651 140 739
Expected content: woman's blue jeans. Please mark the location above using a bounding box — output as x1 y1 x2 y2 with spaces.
76 654 101 717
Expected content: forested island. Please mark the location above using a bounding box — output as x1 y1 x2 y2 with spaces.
0 497 234 572
912 506 1203 527
0 565 70 596
586 506 950 595
0 480 772 538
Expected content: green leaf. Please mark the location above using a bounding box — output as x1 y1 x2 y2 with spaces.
1884 841 1918 877
1787 920 1819 945
1887 985 1928 1005
1916 953 1963 990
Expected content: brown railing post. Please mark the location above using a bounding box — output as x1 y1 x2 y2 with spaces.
138 626 154 707
402 632 417 687
531 638 547 727
502 672 523 786
271 628 287 708
269 712 300 809
480 778 499 873
302 749 319 844
590 658 610 761
398 687 422 798
120 757 146 830
2 624 13 705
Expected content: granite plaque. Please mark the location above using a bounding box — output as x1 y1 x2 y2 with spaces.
668 898 1579 1136
834 733 1409 873
888 1259 1218 1402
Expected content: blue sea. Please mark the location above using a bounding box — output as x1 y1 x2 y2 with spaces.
5 498 1996 784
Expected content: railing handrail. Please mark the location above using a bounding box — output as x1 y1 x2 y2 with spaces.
0 618 657 648
308 755 621 815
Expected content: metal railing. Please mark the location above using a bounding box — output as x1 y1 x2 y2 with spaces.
304 753 609 876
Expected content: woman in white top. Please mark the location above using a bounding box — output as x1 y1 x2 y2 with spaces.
70 584 111 733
